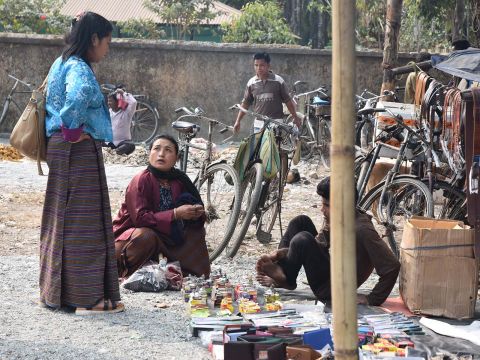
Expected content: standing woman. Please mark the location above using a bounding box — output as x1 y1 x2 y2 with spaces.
41 12 124 314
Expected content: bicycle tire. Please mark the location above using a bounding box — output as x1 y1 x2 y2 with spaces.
131 99 159 144
358 176 434 258
355 119 374 150
226 162 263 258
0 98 10 127
318 119 331 170
256 154 288 239
422 179 466 221
197 162 242 262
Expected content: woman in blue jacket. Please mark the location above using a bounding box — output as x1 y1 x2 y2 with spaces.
41 11 123 314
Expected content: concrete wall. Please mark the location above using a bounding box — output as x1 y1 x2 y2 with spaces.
0 33 415 138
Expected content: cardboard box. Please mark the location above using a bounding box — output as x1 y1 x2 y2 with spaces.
399 217 479 319
286 345 322 360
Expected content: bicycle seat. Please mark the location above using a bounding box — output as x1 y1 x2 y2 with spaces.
171 120 200 134
312 96 330 106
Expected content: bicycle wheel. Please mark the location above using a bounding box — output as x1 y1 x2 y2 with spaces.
358 176 433 258
256 154 288 242
197 162 241 262
226 162 263 258
355 118 374 150
318 119 331 170
423 179 467 221
131 99 159 144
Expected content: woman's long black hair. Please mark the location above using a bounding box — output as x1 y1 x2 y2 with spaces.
62 11 113 64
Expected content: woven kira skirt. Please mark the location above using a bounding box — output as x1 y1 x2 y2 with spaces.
39 133 120 308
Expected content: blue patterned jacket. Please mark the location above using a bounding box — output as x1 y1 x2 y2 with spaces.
45 56 112 142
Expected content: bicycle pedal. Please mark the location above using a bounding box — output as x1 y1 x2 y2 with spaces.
256 229 272 244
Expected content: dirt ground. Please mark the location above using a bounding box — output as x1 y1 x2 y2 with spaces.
0 151 397 359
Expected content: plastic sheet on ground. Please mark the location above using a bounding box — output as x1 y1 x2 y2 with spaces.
420 317 480 346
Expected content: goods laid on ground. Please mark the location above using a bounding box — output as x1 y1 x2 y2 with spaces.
180 268 452 360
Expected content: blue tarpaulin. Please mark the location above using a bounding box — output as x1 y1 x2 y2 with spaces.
433 48 480 82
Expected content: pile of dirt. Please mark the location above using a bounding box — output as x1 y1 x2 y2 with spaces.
0 145 23 161
102 147 149 166
100 140 239 169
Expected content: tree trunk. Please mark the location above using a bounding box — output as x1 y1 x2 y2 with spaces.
318 9 330 49
381 0 403 97
453 0 465 42
474 0 480 47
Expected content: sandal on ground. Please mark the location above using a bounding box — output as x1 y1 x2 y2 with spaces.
75 300 125 315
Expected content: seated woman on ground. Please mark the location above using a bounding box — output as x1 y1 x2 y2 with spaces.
113 134 210 279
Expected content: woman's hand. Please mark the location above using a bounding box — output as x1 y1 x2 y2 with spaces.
175 204 204 220
70 133 91 143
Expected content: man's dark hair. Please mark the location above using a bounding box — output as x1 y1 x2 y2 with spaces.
415 52 431 63
253 52 271 64
62 11 113 64
452 39 471 51
316 176 359 203
149 134 179 154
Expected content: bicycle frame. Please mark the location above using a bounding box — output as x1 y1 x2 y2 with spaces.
293 87 329 148
356 106 434 204
0 74 34 126
174 108 233 187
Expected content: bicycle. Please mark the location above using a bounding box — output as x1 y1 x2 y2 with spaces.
355 102 465 257
171 106 242 262
0 74 35 129
101 83 160 144
288 83 332 169
226 104 298 258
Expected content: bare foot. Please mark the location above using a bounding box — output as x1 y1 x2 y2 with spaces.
256 257 295 290
256 254 273 274
256 274 276 287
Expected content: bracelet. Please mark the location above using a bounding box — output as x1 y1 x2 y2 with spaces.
173 208 177 220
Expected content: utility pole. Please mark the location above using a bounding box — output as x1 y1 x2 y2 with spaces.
331 0 358 359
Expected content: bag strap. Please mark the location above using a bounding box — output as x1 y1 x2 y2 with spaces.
38 75 48 93
36 110 44 176
37 75 48 176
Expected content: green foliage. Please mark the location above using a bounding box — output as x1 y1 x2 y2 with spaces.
145 0 216 40
117 19 166 39
222 0 298 44
399 0 456 52
0 0 69 34
355 0 386 49
307 0 331 14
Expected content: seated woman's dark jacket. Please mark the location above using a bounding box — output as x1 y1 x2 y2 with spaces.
113 169 204 242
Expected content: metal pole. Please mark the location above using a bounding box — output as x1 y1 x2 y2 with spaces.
331 1 358 359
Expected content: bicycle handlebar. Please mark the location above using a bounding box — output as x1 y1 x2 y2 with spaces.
175 107 234 136
293 87 328 100
230 103 298 136
356 90 395 103
8 74 34 89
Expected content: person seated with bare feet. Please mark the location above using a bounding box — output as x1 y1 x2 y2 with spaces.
256 176 400 306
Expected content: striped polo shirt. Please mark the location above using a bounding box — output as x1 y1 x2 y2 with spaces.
243 71 291 120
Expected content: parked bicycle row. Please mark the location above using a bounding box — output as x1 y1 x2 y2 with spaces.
3 45 467 265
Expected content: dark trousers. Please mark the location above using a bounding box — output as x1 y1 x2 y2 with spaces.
278 215 332 300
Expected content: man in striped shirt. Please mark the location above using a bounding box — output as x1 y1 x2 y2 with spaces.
234 52 301 133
